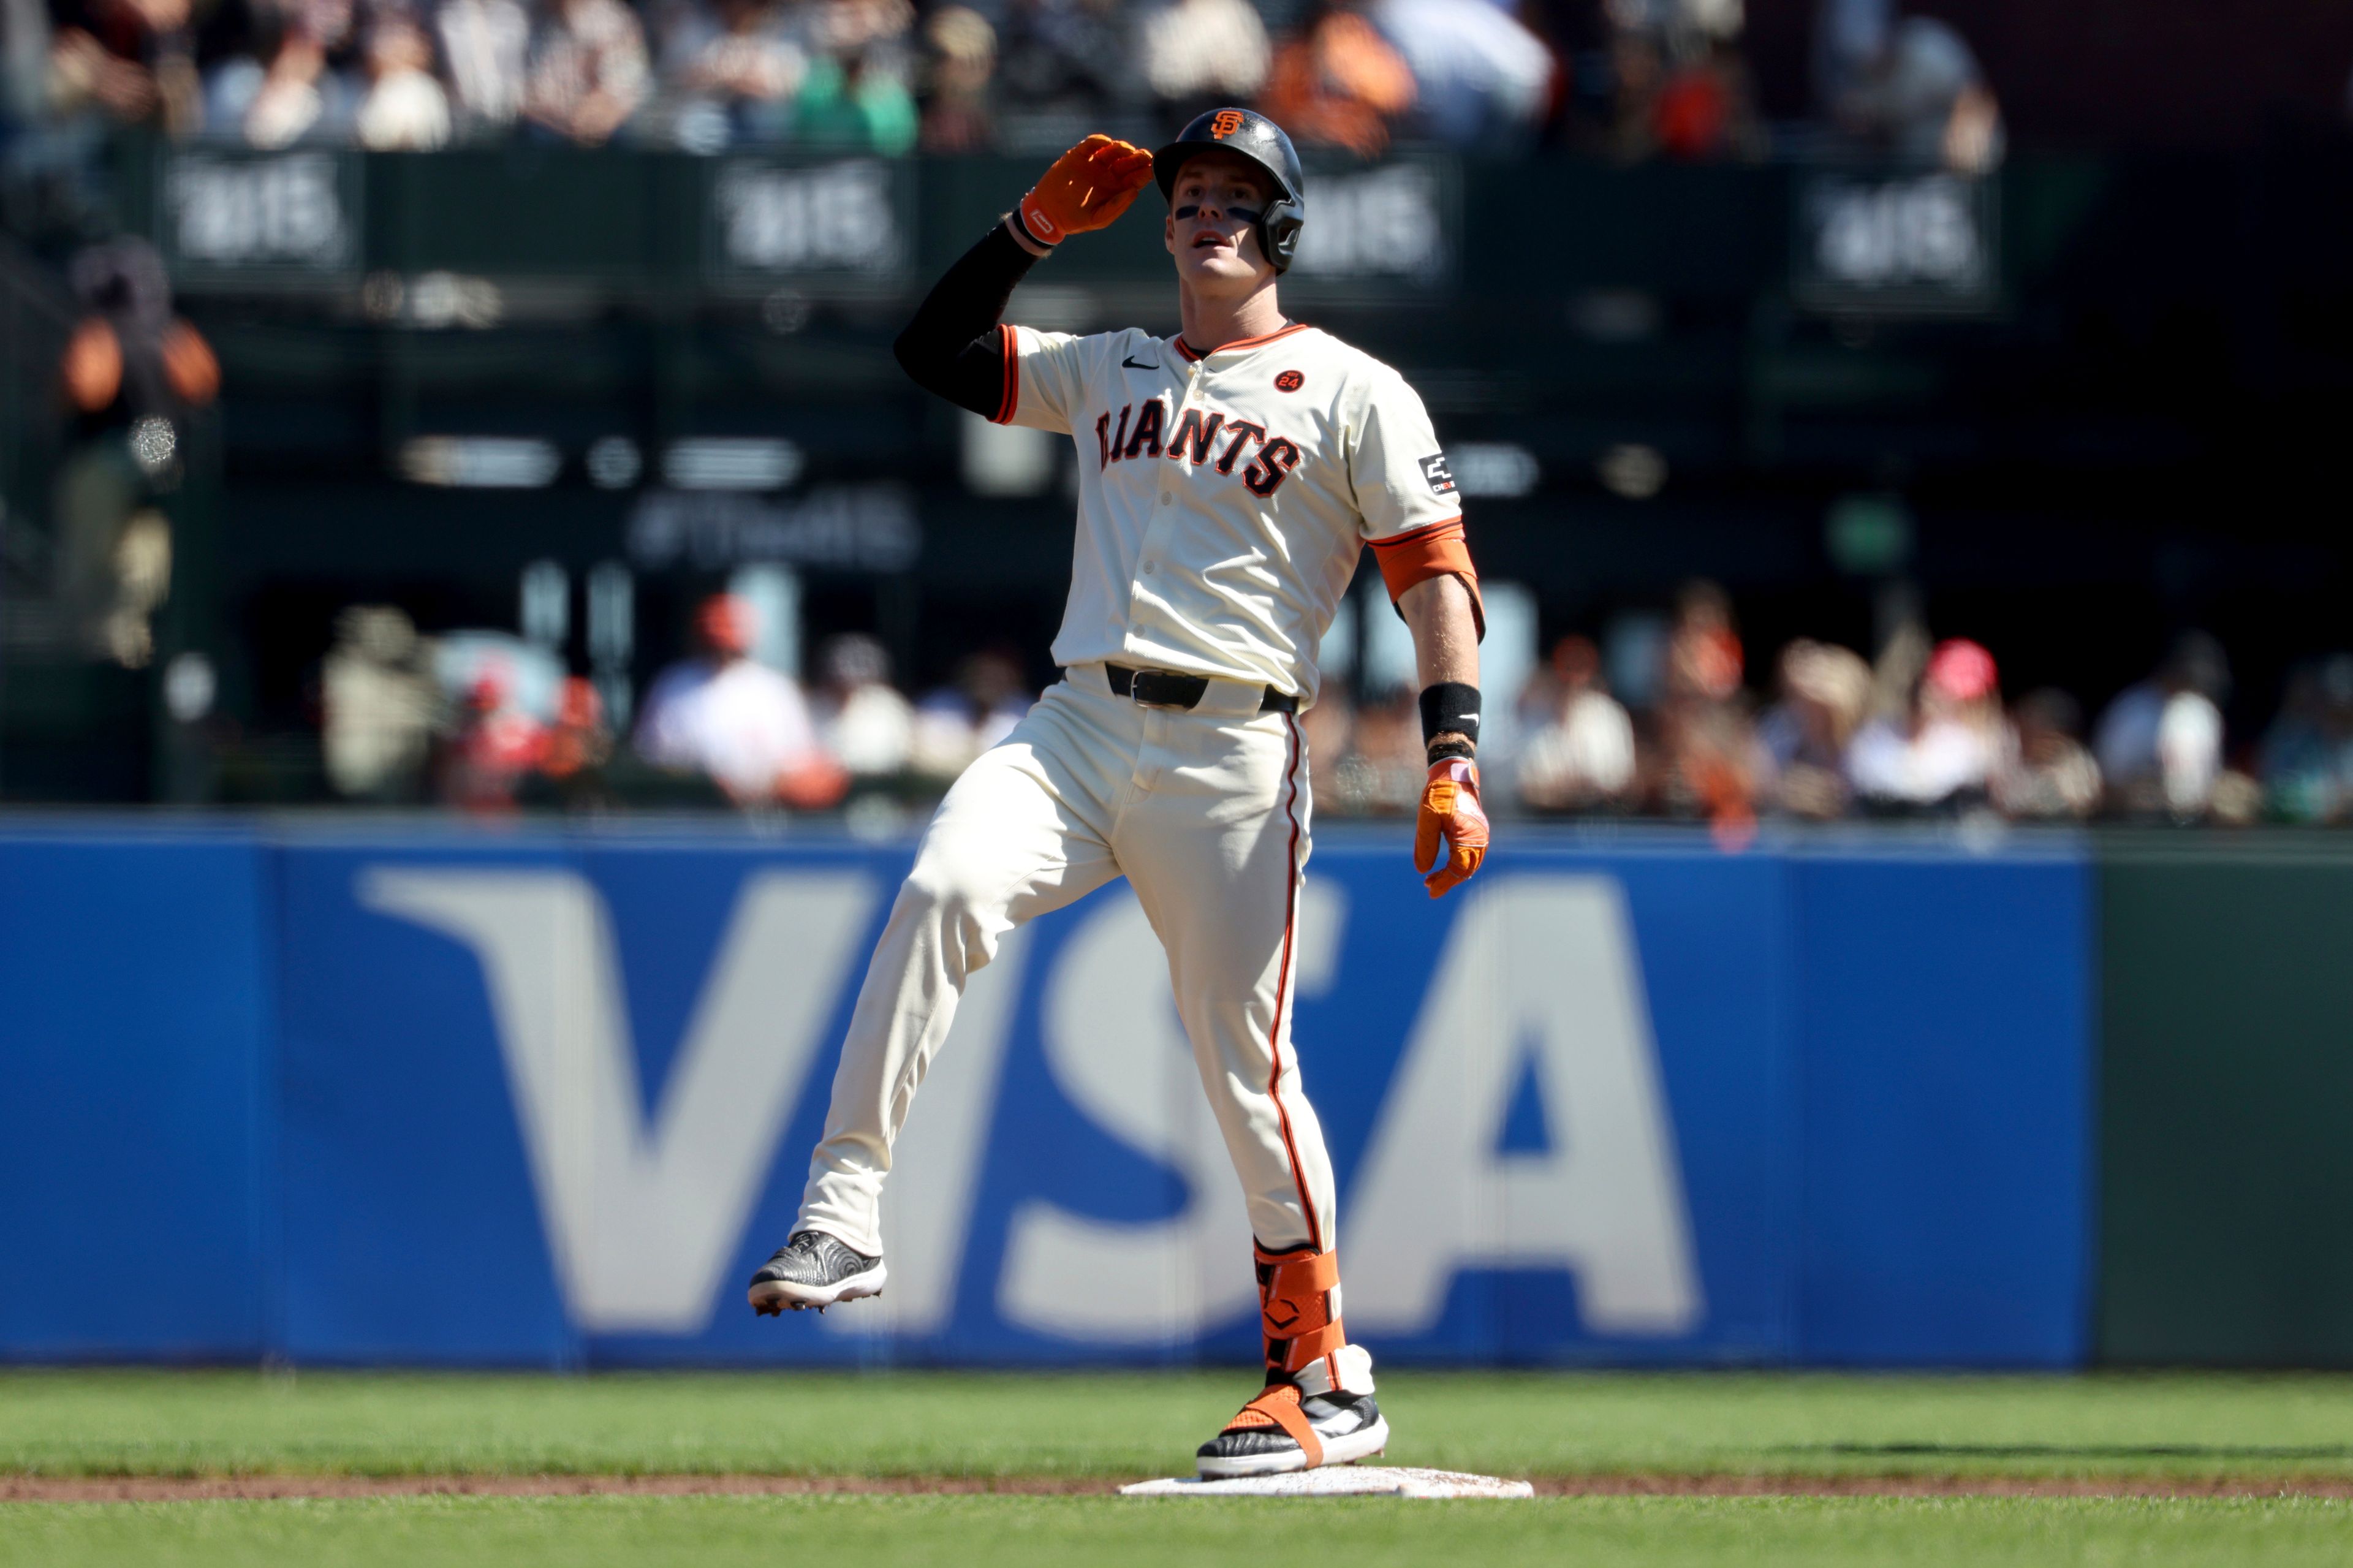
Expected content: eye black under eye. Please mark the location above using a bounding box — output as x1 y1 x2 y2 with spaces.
1174 203 1200 218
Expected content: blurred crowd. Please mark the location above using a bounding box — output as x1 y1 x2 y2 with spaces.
320 580 2353 831
1313 581 2353 833
11 0 2001 165
320 591 1037 819
1341 583 2298 836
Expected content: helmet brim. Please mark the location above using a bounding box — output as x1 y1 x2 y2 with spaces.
1153 145 1285 208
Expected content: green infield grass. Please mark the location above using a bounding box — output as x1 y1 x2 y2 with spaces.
2 1368 2352 1482
3 1494 2352 1568
6 1372 2352 1567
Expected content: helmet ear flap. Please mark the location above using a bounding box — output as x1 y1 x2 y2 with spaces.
1259 198 1305 273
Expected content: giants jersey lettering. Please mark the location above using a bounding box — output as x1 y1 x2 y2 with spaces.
998 321 1460 703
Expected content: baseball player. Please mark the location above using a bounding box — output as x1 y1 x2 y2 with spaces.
749 108 1488 1478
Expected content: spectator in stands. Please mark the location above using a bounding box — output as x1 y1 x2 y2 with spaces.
1653 697 1756 841
792 44 917 153
909 647 1034 781
1373 0 1552 150
439 664 548 812
657 0 805 148
992 0 1134 151
2094 631 2229 820
1994 687 2101 822
1602 0 1758 162
634 593 847 808
521 0 647 145
1516 634 1636 813
520 673 615 806
2260 654 2353 824
436 0 531 132
46 0 201 134
1663 577 1740 706
813 632 915 778
1260 0 1415 159
354 10 451 147
1653 39 1757 159
806 0 913 61
1137 0 1267 130
1642 580 1756 840
235 23 339 145
59 236 218 431
54 238 217 664
1816 0 2001 173
539 673 612 781
322 605 439 801
1753 637 1870 820
194 0 360 148
1846 635 1999 814
915 4 993 151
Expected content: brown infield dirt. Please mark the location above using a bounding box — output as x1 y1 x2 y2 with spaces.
8 1473 2353 1503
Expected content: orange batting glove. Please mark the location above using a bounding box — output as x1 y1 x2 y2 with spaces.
1414 757 1490 898
1014 134 1154 249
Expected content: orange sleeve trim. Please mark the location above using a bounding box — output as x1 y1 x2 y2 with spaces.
1369 517 1485 638
993 323 1018 424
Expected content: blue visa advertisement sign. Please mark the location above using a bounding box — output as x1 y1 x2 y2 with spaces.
0 826 2093 1369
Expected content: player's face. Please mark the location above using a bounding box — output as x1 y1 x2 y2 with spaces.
1165 153 1278 292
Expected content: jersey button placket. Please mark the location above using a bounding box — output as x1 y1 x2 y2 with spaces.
1137 357 1192 590
1162 362 1200 507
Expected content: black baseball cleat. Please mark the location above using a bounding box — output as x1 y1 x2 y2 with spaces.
1196 1384 1389 1478
747 1231 887 1316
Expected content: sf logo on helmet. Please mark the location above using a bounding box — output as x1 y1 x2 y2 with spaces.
1211 110 1246 138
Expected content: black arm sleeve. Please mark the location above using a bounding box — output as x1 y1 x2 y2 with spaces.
892 221 1044 421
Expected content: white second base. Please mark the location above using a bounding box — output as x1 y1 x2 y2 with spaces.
1121 1467 1534 1501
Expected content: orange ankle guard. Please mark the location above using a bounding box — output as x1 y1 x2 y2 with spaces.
1255 1242 1346 1379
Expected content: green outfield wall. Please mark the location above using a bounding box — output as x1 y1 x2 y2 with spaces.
2099 836 2353 1365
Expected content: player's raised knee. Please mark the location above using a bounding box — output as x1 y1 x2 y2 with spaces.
899 845 1001 928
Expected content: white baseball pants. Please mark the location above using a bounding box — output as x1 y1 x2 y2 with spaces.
797 663 1371 1392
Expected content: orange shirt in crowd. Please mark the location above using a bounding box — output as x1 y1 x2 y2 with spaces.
1261 10 1415 159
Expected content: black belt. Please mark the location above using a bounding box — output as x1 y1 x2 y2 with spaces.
1107 664 1299 714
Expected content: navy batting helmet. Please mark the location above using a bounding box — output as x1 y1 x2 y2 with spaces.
1153 108 1306 274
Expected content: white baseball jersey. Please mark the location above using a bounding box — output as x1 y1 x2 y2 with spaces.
793 317 1466 1406
998 320 1461 704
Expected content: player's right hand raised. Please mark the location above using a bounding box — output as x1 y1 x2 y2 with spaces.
1014 134 1154 249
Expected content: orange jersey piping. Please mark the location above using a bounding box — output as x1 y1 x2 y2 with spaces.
1173 321 1313 363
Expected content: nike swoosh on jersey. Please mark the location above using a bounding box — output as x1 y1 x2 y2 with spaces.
1122 354 1159 369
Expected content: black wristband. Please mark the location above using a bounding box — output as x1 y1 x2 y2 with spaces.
1008 208 1058 251
1419 682 1480 747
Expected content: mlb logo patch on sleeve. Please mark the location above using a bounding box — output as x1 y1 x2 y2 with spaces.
1420 454 1457 494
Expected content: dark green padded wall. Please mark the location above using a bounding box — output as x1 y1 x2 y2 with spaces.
2101 838 2353 1364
